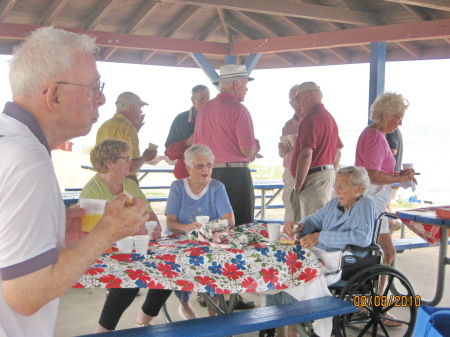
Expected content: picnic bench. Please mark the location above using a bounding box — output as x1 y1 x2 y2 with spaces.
78 296 356 337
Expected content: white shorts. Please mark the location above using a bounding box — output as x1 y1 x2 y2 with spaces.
367 184 392 234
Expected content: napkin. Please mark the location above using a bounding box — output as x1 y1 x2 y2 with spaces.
399 180 416 192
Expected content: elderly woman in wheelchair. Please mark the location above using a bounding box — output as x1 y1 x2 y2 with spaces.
284 166 377 285
280 166 416 336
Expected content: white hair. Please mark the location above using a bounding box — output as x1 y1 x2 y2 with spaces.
9 26 98 96
337 166 371 195
184 144 215 166
369 92 409 123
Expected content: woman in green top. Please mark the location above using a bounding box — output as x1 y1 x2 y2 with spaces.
81 140 166 333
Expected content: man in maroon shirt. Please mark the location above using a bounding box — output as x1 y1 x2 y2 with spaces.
290 82 343 221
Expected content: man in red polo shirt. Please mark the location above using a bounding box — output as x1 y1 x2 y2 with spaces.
290 82 343 221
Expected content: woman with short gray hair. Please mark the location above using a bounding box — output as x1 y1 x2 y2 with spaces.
337 166 370 195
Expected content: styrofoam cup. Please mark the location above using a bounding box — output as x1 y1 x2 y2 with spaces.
145 221 158 236
196 216 210 225
134 235 150 255
79 198 107 232
116 236 134 253
267 223 281 242
402 163 414 170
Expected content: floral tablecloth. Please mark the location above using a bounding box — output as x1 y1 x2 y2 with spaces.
75 223 327 294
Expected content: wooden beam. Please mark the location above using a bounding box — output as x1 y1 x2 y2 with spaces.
238 12 280 36
161 5 200 37
396 41 422 58
0 22 229 55
124 1 160 34
83 0 120 30
0 0 16 21
217 8 233 43
327 48 350 63
382 0 450 11
297 50 321 65
163 0 379 25
195 16 221 41
39 0 70 26
231 18 450 54
400 3 432 20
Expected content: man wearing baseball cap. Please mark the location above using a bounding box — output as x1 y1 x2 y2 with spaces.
290 82 343 221
96 92 157 182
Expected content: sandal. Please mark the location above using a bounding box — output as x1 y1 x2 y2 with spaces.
355 307 369 317
381 312 403 327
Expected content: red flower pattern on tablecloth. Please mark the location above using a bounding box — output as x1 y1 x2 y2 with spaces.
126 269 151 282
215 288 231 294
72 282 84 288
100 274 123 288
86 267 105 275
195 276 217 288
261 268 279 284
242 277 258 291
177 280 195 291
147 279 165 289
76 223 327 293
299 268 317 282
155 254 177 263
222 263 244 280
157 263 179 278
286 251 303 273
183 247 206 256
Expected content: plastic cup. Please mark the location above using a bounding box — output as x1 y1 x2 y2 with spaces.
145 221 158 236
134 235 150 255
286 134 296 146
116 236 134 253
148 143 158 151
402 163 414 170
196 216 210 225
267 223 282 242
79 198 107 232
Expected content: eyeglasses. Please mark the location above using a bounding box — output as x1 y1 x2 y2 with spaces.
117 156 131 162
391 114 404 122
56 80 105 95
193 163 213 170
332 184 347 192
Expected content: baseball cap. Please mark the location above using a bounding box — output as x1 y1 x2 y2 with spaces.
115 92 148 109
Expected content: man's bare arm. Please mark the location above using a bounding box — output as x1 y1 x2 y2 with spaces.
295 147 313 191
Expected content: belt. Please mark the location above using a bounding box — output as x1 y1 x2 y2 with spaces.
213 162 249 168
307 164 334 175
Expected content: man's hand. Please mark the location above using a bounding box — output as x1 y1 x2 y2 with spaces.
65 205 86 247
142 148 157 162
97 194 149 242
185 134 194 146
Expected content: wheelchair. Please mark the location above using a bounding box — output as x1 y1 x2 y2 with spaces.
329 212 418 337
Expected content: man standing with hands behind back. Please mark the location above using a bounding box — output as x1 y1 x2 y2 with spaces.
96 92 157 183
194 64 259 310
165 85 210 179
290 82 343 221
0 27 148 337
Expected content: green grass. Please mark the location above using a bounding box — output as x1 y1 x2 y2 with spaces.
249 159 284 180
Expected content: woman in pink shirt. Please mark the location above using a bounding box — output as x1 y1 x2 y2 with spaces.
355 92 415 326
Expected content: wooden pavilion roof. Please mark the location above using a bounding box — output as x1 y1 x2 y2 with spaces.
0 0 449 69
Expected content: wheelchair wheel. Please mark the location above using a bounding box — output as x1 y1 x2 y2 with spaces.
333 265 417 337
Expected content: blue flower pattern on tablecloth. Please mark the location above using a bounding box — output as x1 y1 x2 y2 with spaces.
76 223 326 292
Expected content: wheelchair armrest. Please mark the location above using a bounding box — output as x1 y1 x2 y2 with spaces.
345 244 381 252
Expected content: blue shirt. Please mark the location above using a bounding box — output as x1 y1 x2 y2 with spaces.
301 196 378 253
165 178 232 232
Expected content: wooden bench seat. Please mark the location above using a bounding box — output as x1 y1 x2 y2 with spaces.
78 296 356 337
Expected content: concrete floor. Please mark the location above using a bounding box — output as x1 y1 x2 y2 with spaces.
55 213 450 337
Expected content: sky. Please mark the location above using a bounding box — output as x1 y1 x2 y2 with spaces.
1 55 449 202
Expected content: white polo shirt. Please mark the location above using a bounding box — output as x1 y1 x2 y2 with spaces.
0 103 65 337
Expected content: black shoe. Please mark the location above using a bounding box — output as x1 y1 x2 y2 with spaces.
229 295 255 310
197 294 207 307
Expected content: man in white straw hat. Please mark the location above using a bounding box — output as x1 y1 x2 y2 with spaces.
194 64 260 309
96 91 157 182
290 81 343 221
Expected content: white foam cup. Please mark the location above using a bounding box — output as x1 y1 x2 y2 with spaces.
402 163 414 170
133 235 150 255
116 236 134 253
145 221 158 236
267 223 282 242
196 216 210 225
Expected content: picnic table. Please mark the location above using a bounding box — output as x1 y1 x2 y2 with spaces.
398 205 450 306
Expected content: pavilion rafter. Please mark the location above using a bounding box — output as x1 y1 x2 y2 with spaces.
164 0 380 25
